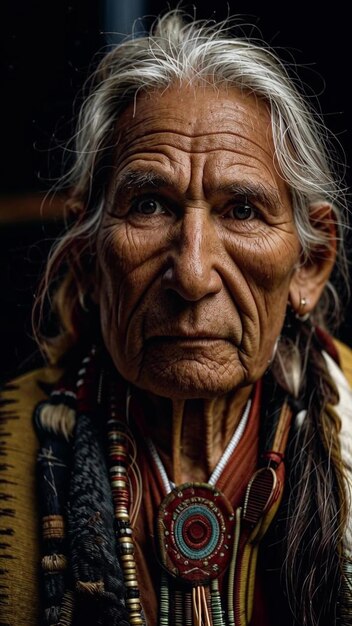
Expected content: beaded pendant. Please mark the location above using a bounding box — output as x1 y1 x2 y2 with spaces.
157 482 235 625
157 482 235 584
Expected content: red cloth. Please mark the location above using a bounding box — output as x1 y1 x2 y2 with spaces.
131 381 274 625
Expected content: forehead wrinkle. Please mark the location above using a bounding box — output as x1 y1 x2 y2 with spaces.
117 128 274 159
112 141 276 194
119 122 267 140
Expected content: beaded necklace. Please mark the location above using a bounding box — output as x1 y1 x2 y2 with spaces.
34 348 294 626
104 370 293 626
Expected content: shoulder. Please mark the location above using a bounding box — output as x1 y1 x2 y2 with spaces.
0 365 63 474
1 365 63 405
0 366 63 463
0 366 62 626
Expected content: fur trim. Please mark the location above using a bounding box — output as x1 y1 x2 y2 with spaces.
324 352 352 556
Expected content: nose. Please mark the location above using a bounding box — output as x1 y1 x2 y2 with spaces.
161 210 223 301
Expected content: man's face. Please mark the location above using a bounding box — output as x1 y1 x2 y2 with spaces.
95 85 301 398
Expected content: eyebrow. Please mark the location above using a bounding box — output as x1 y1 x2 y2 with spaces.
111 170 172 196
214 182 283 212
110 168 283 212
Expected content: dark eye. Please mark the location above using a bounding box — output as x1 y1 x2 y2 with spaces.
133 197 165 215
226 203 256 220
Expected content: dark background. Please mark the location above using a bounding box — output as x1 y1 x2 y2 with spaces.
1 1 351 381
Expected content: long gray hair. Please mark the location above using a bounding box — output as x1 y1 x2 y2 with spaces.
35 11 350 625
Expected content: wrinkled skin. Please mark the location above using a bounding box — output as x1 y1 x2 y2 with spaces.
96 86 301 396
94 85 306 481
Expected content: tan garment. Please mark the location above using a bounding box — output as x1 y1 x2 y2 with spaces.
0 367 62 626
1 341 351 625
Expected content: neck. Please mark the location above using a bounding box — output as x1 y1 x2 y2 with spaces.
138 387 252 484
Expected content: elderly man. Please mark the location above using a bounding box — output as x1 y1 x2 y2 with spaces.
1 11 351 626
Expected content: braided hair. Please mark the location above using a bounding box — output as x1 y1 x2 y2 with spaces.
270 319 348 625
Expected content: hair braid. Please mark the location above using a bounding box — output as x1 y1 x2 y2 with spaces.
273 323 347 625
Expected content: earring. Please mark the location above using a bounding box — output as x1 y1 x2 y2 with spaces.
296 296 310 322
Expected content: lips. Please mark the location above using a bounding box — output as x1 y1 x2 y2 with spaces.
144 321 242 346
145 333 236 346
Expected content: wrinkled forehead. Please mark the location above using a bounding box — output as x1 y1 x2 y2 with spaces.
115 83 274 149
109 84 290 205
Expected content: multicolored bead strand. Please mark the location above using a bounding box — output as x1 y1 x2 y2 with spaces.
210 579 226 626
159 572 170 626
106 383 144 626
184 591 193 625
174 588 184 625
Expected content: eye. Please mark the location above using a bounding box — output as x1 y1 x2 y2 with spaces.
225 202 257 220
132 197 165 215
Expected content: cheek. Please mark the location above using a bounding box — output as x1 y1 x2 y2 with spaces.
95 224 168 374
94 236 123 327
236 232 299 288
226 232 299 358
96 223 150 311
94 229 128 352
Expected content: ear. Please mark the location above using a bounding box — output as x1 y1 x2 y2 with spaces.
289 202 337 315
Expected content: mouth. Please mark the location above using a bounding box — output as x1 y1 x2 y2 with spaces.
144 321 242 347
145 335 235 347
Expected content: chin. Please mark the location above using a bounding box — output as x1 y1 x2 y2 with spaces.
135 361 246 399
